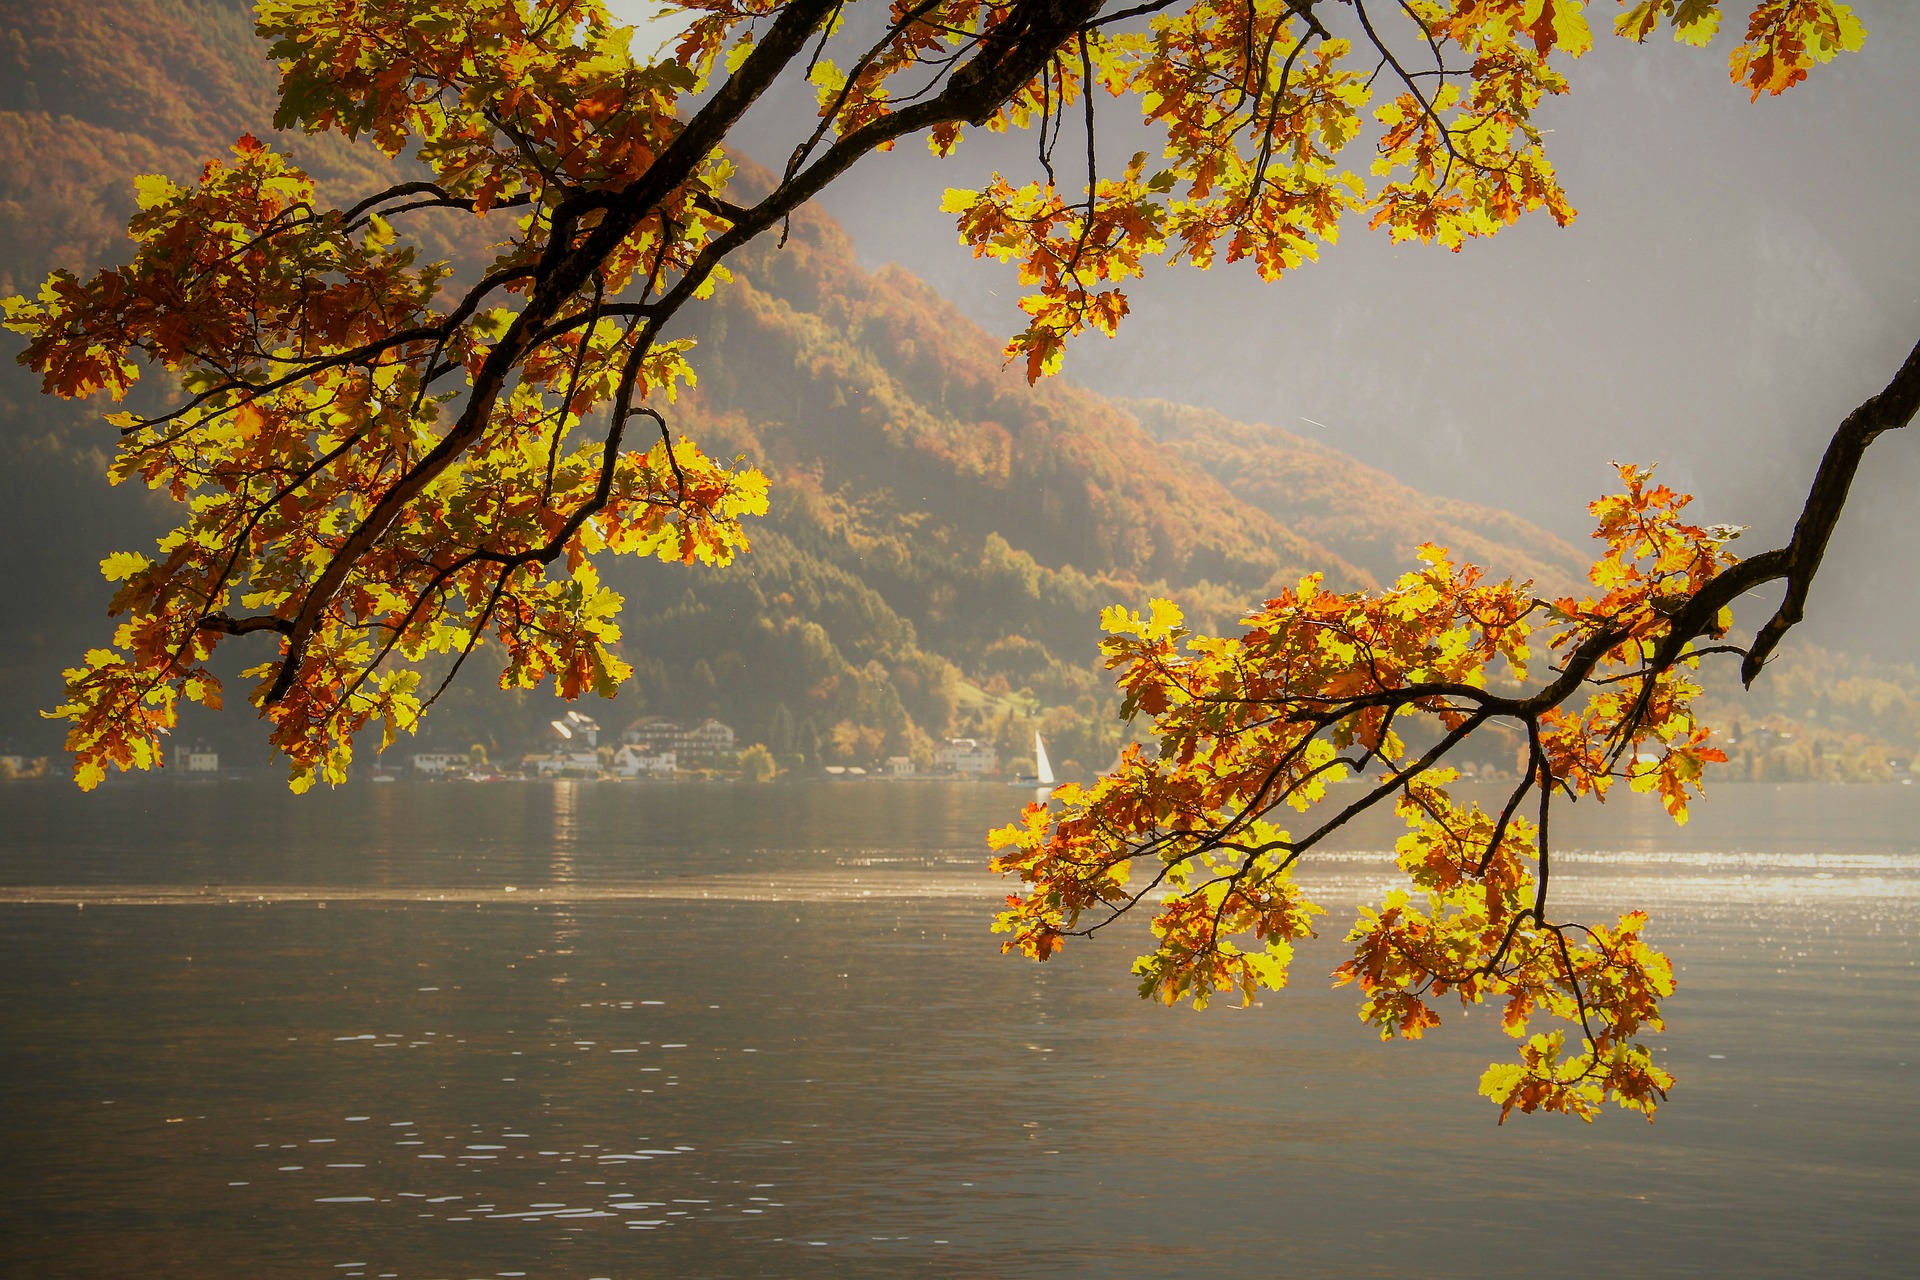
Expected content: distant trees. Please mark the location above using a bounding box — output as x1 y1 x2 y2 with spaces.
6 0 1909 1116
767 702 795 758
795 717 824 770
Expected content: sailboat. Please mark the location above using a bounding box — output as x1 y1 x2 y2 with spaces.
1011 730 1057 794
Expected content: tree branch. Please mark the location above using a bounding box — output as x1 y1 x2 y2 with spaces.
1741 336 1920 683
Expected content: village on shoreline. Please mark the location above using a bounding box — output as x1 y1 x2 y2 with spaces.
391 711 1012 784
3 708 1915 789
0 712 1020 786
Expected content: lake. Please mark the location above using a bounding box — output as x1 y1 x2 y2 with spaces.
1 779 1915 1277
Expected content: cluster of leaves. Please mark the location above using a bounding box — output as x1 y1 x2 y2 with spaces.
1616 0 1866 97
993 466 1745 1120
943 0 1866 378
3 0 787 788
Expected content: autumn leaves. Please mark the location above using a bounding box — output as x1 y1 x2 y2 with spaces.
942 0 1864 379
991 469 1741 1120
7 27 767 790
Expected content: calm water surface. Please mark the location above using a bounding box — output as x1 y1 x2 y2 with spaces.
1 779 1916 1277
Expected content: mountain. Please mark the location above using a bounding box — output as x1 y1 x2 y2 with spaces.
0 0 1591 778
1122 399 1585 594
0 0 479 296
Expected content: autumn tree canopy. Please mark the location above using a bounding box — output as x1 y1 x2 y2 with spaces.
6 0 1912 1118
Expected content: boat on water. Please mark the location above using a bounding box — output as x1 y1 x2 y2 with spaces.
1010 730 1057 794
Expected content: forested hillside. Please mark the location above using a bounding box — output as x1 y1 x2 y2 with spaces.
1126 400 1585 594
0 0 1647 778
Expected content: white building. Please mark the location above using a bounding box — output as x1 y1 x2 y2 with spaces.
934 737 998 776
411 751 469 776
886 755 914 777
522 750 602 777
622 716 736 759
683 717 736 757
623 715 681 751
611 745 676 778
184 747 220 773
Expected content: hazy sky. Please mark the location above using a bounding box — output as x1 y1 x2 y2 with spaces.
608 2 1918 656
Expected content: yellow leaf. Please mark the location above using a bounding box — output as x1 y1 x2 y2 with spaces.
1670 0 1722 47
100 551 152 582
132 173 178 211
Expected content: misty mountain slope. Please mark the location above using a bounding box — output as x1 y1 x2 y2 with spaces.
0 0 487 295
0 1 273 292
695 207 1351 590
1123 399 1587 594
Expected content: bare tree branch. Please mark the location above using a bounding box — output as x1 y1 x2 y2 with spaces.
1742 336 1920 683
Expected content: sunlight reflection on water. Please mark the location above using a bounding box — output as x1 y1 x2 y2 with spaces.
1 780 1916 1277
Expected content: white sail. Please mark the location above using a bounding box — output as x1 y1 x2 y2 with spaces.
1034 731 1055 787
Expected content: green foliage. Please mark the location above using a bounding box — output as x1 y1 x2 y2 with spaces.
766 702 795 755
